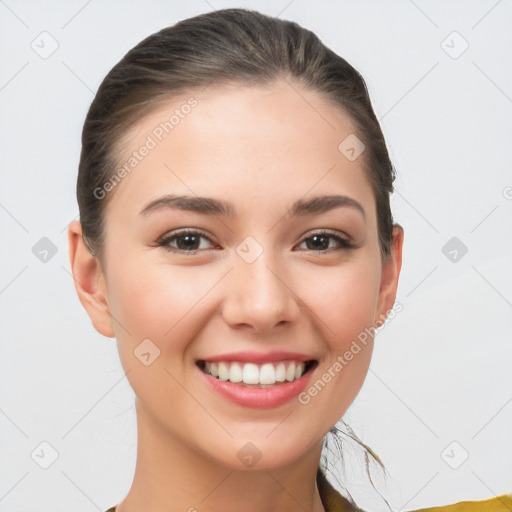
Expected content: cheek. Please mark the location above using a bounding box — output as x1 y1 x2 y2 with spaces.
105 258 210 349
303 256 381 347
105 260 217 420
295 258 379 418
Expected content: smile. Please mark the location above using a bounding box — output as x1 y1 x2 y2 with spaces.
197 359 316 387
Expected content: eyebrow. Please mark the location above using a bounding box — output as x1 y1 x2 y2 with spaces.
139 193 366 220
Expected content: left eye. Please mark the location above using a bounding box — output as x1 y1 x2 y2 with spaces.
296 231 354 252
157 229 354 253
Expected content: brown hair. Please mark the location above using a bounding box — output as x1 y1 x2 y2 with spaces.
76 7 394 507
77 7 395 260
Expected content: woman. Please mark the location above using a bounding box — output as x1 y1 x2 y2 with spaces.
67 8 512 512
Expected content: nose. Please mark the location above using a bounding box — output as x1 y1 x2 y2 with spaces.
221 250 300 334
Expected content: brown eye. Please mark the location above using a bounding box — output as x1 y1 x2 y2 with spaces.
156 229 355 254
158 230 214 253
297 230 355 252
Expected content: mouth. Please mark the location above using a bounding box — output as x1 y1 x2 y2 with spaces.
196 359 318 388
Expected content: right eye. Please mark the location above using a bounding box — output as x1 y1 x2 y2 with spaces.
157 229 216 253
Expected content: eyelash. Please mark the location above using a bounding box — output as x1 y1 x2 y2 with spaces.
156 229 356 254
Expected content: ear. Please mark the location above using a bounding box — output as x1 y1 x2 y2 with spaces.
67 220 115 338
375 224 404 326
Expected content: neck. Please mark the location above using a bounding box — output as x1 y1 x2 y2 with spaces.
115 399 327 512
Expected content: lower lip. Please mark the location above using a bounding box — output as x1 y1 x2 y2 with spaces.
197 363 316 409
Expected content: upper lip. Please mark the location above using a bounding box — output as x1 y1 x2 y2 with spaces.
197 351 316 364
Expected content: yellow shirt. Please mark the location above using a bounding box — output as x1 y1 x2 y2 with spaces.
316 467 512 512
103 467 512 511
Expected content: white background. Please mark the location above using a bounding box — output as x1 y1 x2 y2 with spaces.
1 1 511 511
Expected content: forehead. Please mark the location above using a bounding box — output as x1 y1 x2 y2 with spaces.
106 80 375 221
118 80 355 152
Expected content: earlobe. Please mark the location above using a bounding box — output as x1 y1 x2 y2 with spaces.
375 224 404 326
67 220 115 338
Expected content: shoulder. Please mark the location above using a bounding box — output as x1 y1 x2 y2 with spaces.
406 493 512 512
316 468 512 512
105 487 512 512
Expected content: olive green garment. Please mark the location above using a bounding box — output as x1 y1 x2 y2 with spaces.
103 467 512 512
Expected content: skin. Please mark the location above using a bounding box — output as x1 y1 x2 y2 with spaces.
68 79 403 512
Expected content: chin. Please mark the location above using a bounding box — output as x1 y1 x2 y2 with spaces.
205 433 320 472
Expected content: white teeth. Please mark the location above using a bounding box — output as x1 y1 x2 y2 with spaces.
259 363 276 385
275 362 286 382
229 362 243 383
218 362 229 381
201 360 311 385
242 363 260 384
285 362 296 382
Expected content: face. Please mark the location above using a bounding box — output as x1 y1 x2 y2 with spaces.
73 80 402 471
